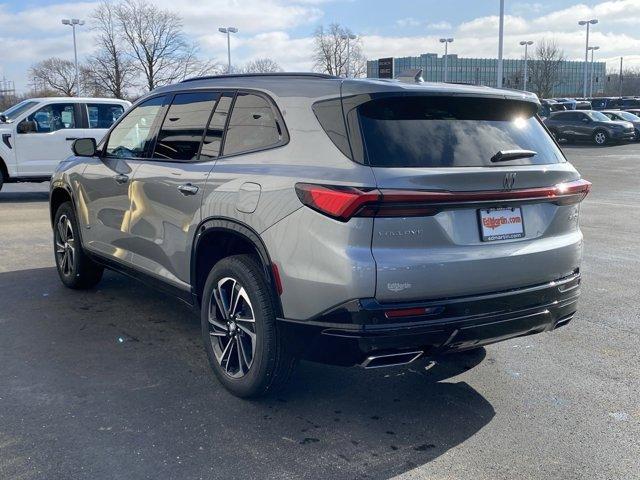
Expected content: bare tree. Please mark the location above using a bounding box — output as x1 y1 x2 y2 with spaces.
528 39 565 99
604 67 640 96
85 1 135 98
30 58 77 96
312 24 366 77
241 58 283 74
115 0 219 91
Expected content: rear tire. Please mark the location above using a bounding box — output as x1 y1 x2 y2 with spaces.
593 130 608 146
635 129 640 142
53 202 103 289
201 254 296 398
0 169 4 192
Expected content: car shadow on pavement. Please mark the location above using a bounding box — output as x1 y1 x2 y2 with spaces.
0 267 494 480
0 190 49 203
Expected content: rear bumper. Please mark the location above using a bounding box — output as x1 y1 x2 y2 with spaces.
277 272 580 366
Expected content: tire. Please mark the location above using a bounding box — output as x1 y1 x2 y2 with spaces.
635 129 640 142
0 168 4 192
593 130 608 146
201 254 296 398
53 201 104 289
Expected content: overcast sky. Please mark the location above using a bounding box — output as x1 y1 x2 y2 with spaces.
1 0 639 92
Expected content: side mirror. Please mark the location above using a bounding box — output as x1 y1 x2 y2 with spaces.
72 138 97 157
17 120 37 134
0 114 7 123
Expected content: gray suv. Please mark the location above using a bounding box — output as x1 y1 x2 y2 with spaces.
50 73 591 397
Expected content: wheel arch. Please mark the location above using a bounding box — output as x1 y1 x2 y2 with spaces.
49 182 74 227
0 155 8 182
191 217 283 317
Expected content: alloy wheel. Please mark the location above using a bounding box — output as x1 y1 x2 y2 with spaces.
208 277 256 378
55 215 75 276
594 132 606 145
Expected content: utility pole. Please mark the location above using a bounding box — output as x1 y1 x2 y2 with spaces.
62 18 85 96
619 56 623 96
588 46 600 97
578 19 598 98
439 38 454 82
497 0 505 88
218 27 238 74
519 40 533 91
340 33 357 78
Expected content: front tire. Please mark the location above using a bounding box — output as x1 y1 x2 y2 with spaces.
201 254 295 398
0 169 4 192
53 202 103 289
593 130 608 146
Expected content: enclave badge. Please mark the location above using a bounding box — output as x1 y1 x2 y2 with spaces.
503 172 517 191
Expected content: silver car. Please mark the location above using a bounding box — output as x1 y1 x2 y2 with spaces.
49 73 591 397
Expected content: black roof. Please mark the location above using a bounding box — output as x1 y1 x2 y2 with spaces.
181 72 339 83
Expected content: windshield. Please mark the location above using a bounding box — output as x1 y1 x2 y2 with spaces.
1 100 39 122
587 111 612 122
617 111 640 122
357 96 565 168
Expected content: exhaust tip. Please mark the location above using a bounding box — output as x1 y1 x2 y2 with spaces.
360 351 423 369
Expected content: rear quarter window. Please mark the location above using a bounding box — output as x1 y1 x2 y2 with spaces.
357 96 565 168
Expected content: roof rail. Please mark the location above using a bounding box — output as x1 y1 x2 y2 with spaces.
181 72 340 83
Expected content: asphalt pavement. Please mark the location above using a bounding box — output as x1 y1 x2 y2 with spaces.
0 143 638 480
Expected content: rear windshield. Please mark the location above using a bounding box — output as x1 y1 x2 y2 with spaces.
357 96 565 167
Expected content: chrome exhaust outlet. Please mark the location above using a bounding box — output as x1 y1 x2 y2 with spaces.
360 351 423 369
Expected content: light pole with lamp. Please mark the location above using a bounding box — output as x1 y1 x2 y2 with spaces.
578 19 598 97
61 18 84 95
218 27 238 74
340 33 357 78
588 46 600 97
519 41 533 91
439 38 454 82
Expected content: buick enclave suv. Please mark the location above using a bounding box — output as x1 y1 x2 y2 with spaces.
50 73 590 397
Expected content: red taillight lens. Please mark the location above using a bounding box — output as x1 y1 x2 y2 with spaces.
295 183 380 221
295 178 591 222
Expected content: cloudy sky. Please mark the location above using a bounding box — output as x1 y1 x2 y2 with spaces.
1 0 639 92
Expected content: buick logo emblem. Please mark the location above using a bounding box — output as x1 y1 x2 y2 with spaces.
503 172 517 191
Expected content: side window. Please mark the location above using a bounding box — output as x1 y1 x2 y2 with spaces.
222 93 284 156
153 92 219 161
26 103 77 133
106 96 166 159
87 103 125 129
199 93 233 160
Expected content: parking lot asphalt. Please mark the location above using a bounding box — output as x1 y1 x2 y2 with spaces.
1 143 639 480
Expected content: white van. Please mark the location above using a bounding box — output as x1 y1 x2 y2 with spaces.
0 97 131 190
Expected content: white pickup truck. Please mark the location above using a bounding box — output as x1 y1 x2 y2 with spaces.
0 97 131 190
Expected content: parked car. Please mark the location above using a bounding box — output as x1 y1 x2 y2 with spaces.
0 97 130 191
539 99 566 119
544 110 635 145
625 108 640 117
50 73 590 397
601 110 640 141
552 98 578 110
589 97 622 110
574 99 592 110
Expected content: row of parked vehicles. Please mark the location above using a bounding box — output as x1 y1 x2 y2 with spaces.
539 97 640 145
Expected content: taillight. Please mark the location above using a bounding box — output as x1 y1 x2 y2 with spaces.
294 184 380 221
295 179 591 222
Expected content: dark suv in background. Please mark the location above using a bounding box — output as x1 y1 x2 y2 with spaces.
544 110 635 145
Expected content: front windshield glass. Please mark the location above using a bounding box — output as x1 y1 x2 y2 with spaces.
1 100 39 122
587 111 611 122
617 111 640 122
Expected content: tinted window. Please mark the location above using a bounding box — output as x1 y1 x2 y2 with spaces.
586 111 610 122
200 93 233 160
358 96 565 167
106 96 165 158
26 103 76 133
153 92 219 161
223 93 283 156
555 112 581 121
87 103 125 129
2 100 38 122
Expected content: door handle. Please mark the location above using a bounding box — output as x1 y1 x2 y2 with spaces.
177 183 199 195
114 173 129 184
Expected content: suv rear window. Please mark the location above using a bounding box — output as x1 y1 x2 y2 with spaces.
357 96 565 167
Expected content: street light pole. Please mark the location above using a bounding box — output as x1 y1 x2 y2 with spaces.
519 40 533 91
340 33 357 78
588 46 600 97
497 0 505 88
578 19 598 98
439 38 454 82
218 27 238 74
61 18 85 96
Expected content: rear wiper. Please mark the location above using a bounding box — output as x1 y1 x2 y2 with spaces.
490 149 537 163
